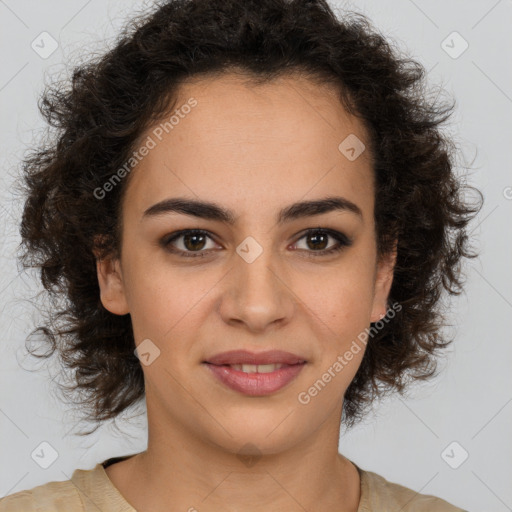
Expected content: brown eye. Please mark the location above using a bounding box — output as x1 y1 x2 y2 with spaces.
292 229 352 257
160 227 352 259
305 231 329 250
181 232 208 251
161 229 218 257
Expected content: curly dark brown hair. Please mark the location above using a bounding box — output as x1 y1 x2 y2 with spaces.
17 0 483 435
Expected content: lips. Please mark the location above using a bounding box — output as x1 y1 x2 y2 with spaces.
203 350 307 396
204 349 307 366
204 361 306 396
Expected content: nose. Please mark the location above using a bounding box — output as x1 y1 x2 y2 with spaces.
218 242 295 333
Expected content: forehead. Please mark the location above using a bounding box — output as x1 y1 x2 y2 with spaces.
124 72 374 224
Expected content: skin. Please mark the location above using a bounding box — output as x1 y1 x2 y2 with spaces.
95 71 396 512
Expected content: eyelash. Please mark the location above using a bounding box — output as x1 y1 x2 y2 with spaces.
160 228 352 259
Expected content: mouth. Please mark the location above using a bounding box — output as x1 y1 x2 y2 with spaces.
202 350 307 396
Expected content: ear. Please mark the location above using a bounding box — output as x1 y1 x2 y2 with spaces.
370 241 397 323
93 239 130 316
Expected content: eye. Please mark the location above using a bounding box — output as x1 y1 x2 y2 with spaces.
160 229 219 258
291 228 352 257
160 228 352 258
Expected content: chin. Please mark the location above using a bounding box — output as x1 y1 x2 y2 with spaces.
204 415 305 457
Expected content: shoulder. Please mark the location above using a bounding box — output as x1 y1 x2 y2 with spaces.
0 460 135 512
358 467 468 512
0 478 83 512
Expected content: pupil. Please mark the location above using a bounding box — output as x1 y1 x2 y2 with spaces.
308 233 327 250
185 233 205 251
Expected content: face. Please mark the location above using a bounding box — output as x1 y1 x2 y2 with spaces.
96 72 396 455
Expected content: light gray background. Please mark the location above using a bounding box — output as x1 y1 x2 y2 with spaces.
1 1 511 510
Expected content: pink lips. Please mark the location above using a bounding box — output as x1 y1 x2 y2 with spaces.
203 350 307 396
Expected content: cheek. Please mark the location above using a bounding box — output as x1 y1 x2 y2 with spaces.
295 257 375 333
122 249 218 342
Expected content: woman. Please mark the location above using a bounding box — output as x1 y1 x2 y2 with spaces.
0 0 481 510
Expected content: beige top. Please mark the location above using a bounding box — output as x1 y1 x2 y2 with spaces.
0 455 467 511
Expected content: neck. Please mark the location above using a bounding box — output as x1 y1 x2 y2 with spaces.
106 402 361 512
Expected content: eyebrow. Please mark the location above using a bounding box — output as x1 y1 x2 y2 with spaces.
141 196 363 225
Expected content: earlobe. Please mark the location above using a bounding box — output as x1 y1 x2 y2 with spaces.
94 250 130 316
